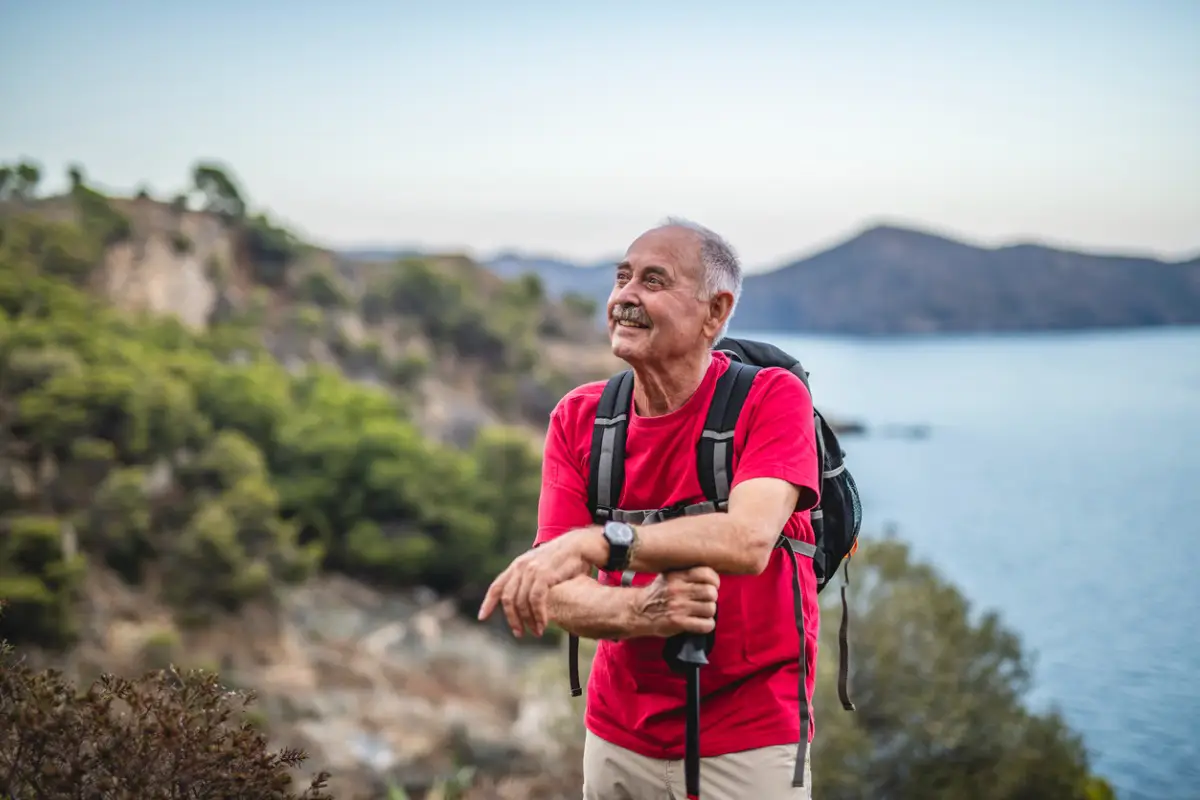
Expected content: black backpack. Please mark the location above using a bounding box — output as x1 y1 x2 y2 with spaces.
566 336 862 783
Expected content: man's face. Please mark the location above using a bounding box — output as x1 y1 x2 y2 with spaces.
606 226 731 366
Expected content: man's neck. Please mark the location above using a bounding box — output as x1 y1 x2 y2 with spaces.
631 350 713 417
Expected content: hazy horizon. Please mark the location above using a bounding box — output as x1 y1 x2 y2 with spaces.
342 216 1200 273
3 0 1197 268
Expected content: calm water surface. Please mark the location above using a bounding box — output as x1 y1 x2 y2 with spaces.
737 326 1200 800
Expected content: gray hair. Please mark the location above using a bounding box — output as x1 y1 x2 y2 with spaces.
660 216 742 343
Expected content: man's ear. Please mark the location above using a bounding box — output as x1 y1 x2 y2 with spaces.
704 291 735 340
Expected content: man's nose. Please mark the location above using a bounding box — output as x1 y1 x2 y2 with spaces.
611 279 640 307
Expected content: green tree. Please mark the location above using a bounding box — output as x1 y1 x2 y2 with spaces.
0 160 42 201
67 163 85 191
191 161 246 219
294 266 347 308
0 514 86 647
14 160 42 200
242 212 301 286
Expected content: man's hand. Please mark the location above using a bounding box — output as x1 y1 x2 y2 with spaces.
633 567 720 638
478 527 607 638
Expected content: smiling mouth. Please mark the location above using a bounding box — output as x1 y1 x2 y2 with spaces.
616 319 650 329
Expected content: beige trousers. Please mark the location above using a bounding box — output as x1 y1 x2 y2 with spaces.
582 730 813 800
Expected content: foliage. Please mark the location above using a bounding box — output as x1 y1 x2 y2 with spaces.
192 161 247 219
810 538 1115 800
294 266 347 308
0 203 547 646
0 515 86 649
0 159 42 201
70 182 133 246
561 290 598 319
0 603 333 799
242 212 304 286
358 255 579 419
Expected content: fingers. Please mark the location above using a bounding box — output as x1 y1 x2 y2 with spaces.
501 566 526 636
664 594 718 636
487 553 553 638
514 563 546 638
676 602 716 634
680 566 720 587
664 573 719 603
478 567 508 622
680 615 716 635
529 577 550 637
481 553 534 637
687 583 719 604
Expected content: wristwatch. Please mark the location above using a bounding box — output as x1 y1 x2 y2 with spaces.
602 520 637 572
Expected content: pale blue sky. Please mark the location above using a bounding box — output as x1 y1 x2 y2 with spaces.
2 0 1197 269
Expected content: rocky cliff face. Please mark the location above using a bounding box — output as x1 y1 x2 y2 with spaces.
96 200 229 329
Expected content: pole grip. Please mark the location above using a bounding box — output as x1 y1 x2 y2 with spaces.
676 633 709 666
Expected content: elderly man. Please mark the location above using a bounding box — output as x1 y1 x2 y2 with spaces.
479 219 822 799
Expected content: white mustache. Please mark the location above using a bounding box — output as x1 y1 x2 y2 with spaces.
612 306 651 326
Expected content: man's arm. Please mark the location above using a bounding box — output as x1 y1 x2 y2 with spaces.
630 476 799 574
548 567 721 641
546 574 645 640
569 476 800 576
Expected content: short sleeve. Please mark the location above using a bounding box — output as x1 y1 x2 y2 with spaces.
731 368 821 512
534 403 594 546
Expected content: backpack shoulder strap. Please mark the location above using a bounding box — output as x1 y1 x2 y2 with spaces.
572 370 634 698
588 369 635 523
697 360 761 508
700 355 824 789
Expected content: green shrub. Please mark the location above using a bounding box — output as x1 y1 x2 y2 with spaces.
294 267 346 308
0 514 86 647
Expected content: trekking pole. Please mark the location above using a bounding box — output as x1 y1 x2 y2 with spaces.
676 633 708 800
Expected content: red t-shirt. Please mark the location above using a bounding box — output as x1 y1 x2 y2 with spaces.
534 350 822 760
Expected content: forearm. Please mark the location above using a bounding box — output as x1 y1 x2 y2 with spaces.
628 514 773 575
547 574 647 640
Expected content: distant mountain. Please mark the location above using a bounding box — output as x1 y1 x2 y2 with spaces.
473 226 1200 335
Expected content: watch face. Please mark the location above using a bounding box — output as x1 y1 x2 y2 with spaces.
607 522 634 546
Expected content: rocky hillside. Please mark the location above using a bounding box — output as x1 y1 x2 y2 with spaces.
482 225 1200 335
0 158 619 797
3 160 619 437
